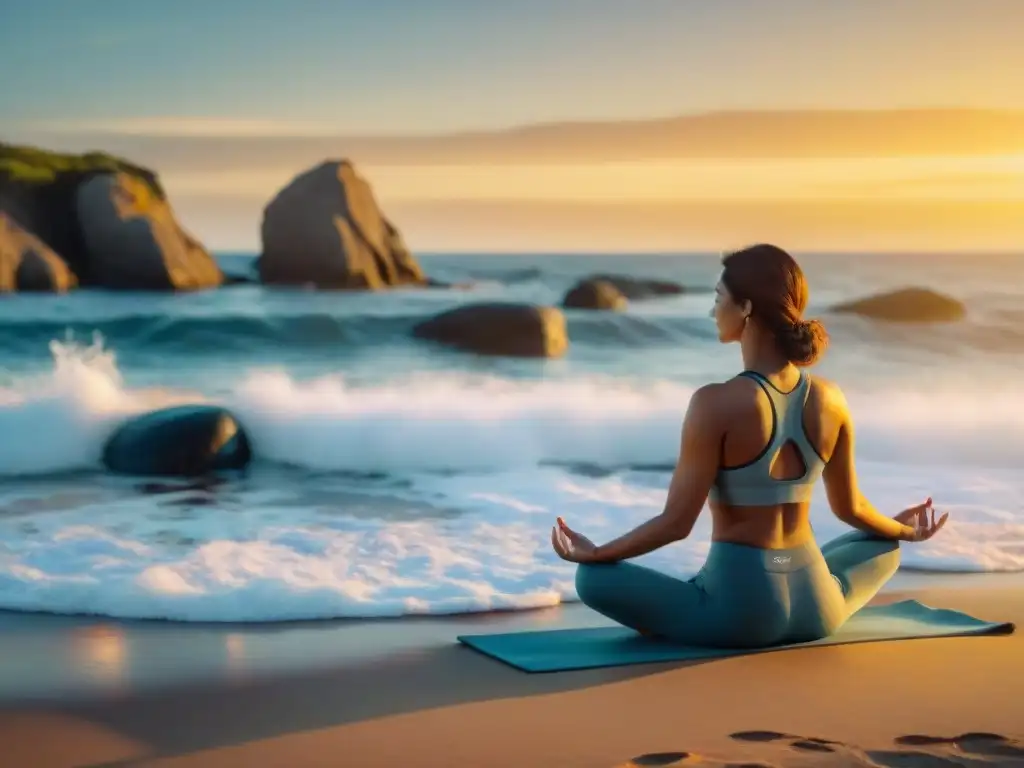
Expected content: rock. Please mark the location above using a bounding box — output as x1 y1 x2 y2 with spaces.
426 277 475 290
586 274 686 299
0 213 77 292
222 273 257 286
259 160 427 289
563 278 628 310
831 287 966 323
412 302 569 357
0 142 223 291
102 405 252 477
76 173 224 290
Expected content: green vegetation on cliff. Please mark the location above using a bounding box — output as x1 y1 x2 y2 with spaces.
0 142 164 197
0 142 168 285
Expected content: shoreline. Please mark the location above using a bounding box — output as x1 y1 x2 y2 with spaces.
0 569 1019 705
0 572 1021 766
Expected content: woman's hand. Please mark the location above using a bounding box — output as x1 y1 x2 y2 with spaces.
893 497 949 542
550 517 601 563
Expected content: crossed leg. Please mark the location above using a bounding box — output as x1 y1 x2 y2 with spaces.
574 561 717 645
820 530 901 616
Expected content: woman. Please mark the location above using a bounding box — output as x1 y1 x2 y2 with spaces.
551 243 949 648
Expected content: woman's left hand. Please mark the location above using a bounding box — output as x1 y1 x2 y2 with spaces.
551 517 600 563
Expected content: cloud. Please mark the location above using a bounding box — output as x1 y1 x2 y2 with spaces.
156 156 1024 204
7 116 348 138
814 171 1024 199
7 109 1024 158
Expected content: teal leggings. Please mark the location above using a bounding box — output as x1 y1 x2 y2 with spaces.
575 530 900 648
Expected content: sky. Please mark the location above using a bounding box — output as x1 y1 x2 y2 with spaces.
2 0 1023 251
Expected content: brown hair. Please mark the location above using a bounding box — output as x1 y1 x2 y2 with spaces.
720 244 828 366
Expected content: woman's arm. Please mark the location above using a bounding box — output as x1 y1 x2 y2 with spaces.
592 385 722 562
822 388 917 541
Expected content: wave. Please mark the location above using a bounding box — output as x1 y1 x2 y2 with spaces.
1 339 1023 622
0 312 426 356
3 339 1024 478
0 310 721 356
460 266 546 284
0 462 1020 623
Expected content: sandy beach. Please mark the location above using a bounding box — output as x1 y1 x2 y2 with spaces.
0 574 1019 768
3 2 1022 766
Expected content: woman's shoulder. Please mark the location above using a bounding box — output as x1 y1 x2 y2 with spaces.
806 373 850 414
691 376 760 415
806 371 841 395
703 371 848 412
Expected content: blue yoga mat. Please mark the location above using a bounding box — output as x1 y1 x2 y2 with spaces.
457 599 1014 673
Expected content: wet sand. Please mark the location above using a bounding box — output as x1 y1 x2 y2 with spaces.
0 574 1021 768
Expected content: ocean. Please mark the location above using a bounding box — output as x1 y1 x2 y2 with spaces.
0 251 1022 623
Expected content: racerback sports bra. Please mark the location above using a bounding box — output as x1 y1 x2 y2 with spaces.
708 371 827 506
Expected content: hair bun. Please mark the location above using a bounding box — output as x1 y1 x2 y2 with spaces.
777 318 829 367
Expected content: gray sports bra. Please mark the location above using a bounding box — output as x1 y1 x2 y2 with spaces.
708 370 827 506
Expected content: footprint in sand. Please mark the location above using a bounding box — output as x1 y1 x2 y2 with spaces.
620 731 1024 767
871 732 1024 766
619 753 693 766
731 730 839 753
619 752 777 767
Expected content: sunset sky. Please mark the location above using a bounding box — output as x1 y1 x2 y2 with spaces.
2 0 1022 252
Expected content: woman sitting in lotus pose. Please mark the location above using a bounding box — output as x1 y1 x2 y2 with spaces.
551 244 948 648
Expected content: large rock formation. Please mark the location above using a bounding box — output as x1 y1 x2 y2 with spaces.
258 160 427 289
0 142 223 291
831 287 966 323
76 173 224 290
0 212 77 292
412 302 569 358
563 278 628 310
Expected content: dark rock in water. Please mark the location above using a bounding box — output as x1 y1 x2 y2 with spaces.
425 277 475 290
103 405 252 477
563 278 628 310
584 274 687 300
0 212 77 292
222 273 257 286
258 160 428 289
412 302 569 357
830 287 966 323
0 142 224 291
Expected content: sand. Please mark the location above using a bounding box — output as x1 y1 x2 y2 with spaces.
0 577 1021 768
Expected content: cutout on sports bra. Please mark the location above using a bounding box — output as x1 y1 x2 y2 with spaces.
768 438 809 481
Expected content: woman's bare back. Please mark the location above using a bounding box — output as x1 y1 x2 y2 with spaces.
708 370 847 549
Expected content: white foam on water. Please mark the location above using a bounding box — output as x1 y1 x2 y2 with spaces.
0 340 1021 621
0 338 205 475
5 340 1023 478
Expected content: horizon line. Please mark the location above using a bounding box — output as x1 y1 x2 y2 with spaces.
6 104 1024 142
212 246 1024 258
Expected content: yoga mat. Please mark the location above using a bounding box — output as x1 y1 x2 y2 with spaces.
457 599 1015 673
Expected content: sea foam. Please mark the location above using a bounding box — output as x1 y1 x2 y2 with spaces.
0 339 1021 622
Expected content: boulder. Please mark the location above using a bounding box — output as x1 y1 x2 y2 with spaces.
586 274 686 299
102 405 252 477
425 277 475 290
259 160 427 289
76 173 224 290
0 142 222 291
412 302 569 358
831 287 966 323
563 278 628 310
0 213 77 292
